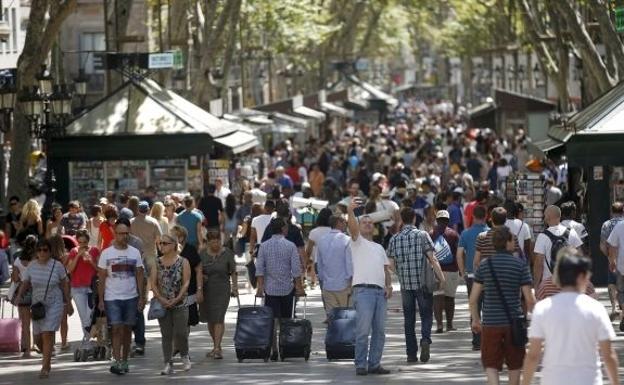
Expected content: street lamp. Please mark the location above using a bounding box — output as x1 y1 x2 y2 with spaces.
73 69 88 111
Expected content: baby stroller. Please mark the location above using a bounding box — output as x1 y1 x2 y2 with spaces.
74 276 109 361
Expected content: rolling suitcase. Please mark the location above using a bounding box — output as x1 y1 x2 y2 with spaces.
325 307 356 360
278 296 312 361
234 296 274 362
0 297 21 353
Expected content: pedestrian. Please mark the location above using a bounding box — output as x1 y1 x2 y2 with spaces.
249 200 275 256
97 220 146 375
429 210 460 334
304 208 333 289
457 205 489 350
316 214 353 315
223 194 238 249
387 207 445 364
60 201 86 236
11 234 37 358
473 207 522 269
503 201 532 260
16 199 44 243
150 201 170 236
98 204 118 251
469 226 535 385
261 199 306 270
215 178 231 208
198 231 237 360
600 201 624 318
150 233 191 375
164 199 178 227
255 218 305 361
14 238 72 379
66 229 100 343
45 204 64 238
533 205 582 297
522 248 619 385
130 200 162 275
177 195 205 250
87 205 103 248
49 234 72 351
198 184 224 232
5 195 22 242
347 199 394 375
170 225 202 328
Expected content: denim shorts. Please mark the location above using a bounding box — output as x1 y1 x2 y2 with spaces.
105 297 138 326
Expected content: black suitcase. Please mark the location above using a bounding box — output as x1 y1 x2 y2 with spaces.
325 307 356 360
234 297 274 362
278 296 312 361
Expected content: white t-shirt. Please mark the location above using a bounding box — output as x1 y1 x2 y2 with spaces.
308 226 331 263
376 199 399 229
504 219 532 253
562 219 588 240
98 245 143 301
534 224 583 279
350 236 389 288
251 214 272 243
607 220 624 274
529 292 615 385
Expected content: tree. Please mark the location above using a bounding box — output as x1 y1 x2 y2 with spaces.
7 0 77 203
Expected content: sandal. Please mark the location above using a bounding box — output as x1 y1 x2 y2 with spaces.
205 349 215 358
213 349 223 360
39 369 49 379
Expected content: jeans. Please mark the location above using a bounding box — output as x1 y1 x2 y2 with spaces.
353 286 386 369
71 286 93 340
133 311 146 347
465 276 482 347
158 306 189 363
401 289 433 358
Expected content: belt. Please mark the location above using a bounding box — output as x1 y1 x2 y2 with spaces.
353 284 383 290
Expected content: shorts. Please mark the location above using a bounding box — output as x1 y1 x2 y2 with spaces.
617 272 624 305
481 325 525 371
105 297 138 326
265 291 295 319
434 271 460 297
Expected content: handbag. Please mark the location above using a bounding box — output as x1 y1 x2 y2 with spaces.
487 257 528 347
147 298 166 320
31 260 56 321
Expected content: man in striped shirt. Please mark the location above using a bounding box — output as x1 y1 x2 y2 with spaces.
473 207 522 270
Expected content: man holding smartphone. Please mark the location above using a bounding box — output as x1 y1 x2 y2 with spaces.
347 198 392 376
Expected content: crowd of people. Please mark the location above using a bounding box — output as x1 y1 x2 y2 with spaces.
0 98 620 384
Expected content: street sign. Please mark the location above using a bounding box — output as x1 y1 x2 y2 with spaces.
616 7 624 32
148 53 175 69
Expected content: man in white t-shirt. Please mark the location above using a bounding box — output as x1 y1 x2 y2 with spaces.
503 201 532 256
607 218 624 332
347 198 392 376
522 250 619 385
533 205 582 289
249 200 275 257
97 221 145 375
560 201 588 240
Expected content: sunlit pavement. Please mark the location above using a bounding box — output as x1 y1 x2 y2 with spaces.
1 277 623 384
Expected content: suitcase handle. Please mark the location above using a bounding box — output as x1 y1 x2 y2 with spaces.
292 295 307 319
1 296 15 319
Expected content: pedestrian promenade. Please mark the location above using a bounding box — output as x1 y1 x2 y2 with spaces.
0 284 622 384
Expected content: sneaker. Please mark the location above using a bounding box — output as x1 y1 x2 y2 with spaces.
368 366 391 375
181 356 192 371
420 341 430 363
121 361 129 373
110 361 124 375
355 368 368 376
134 345 145 356
407 356 418 363
160 362 174 375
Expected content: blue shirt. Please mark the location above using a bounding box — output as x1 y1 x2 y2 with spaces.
256 235 302 296
316 230 353 291
277 175 294 189
448 202 464 233
177 210 203 247
458 223 489 274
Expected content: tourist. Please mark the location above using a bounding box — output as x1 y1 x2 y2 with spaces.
98 204 118 251
87 205 103 248
45 204 64 238
304 208 333 289
130 200 162 274
11 235 37 358
16 199 44 243
600 202 624 317
170 225 202 328
198 184 224 232
249 200 275 256
60 201 86 236
177 195 204 250
150 234 191 374
150 201 170 236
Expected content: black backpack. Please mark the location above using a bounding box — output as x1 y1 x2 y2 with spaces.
543 228 570 273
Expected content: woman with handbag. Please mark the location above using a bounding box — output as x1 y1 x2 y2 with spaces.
10 235 37 358
14 238 72 379
149 233 191 375
469 226 535 385
198 231 237 360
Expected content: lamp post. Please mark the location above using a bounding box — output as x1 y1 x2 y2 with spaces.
0 70 15 203
19 65 74 220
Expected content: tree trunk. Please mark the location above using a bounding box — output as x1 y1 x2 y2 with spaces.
553 1 615 93
587 0 624 81
104 0 132 94
220 0 241 113
7 0 77 204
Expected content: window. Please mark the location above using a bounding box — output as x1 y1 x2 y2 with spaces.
79 32 106 91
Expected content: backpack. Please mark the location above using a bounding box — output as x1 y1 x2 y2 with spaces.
543 228 570 273
433 234 454 265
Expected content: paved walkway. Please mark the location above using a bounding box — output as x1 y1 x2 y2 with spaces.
1 283 623 384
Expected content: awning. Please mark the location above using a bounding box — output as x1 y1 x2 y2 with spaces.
213 130 259 154
527 137 564 158
345 74 399 107
321 102 353 118
293 106 326 122
468 101 496 118
273 124 304 134
272 112 311 128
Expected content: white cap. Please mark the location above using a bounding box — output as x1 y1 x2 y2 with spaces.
436 210 450 219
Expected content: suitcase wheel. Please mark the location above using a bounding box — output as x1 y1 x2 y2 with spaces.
73 349 80 362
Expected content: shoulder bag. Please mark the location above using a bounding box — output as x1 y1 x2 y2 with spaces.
147 298 166 320
31 260 56 321
487 257 527 347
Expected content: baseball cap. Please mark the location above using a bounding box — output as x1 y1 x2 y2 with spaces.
436 210 450 219
138 201 150 213
453 187 464 195
119 207 134 220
